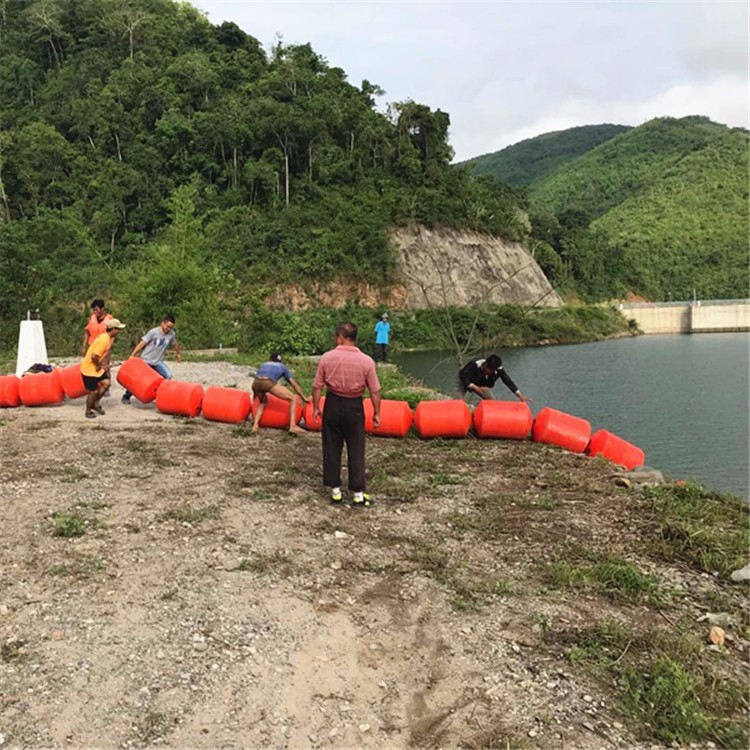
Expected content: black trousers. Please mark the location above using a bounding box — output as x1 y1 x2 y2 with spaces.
374 343 388 362
322 393 366 492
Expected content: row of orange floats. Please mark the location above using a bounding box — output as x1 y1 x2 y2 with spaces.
0 358 645 470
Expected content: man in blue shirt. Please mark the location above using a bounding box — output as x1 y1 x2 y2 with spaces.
374 313 391 363
252 352 309 434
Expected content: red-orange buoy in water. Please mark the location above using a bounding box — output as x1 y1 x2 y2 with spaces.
363 399 413 437
155 380 204 418
252 393 302 429
19 371 65 407
303 397 326 431
0 375 21 407
473 400 533 440
116 358 164 403
532 407 591 453
59 364 89 399
413 400 471 439
202 386 251 424
586 429 645 470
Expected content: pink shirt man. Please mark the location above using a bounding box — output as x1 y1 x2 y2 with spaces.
313 345 380 399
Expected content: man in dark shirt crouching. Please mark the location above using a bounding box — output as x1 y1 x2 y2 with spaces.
457 354 532 404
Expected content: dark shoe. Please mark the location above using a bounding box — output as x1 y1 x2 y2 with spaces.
121 396 131 404
85 411 97 419
351 493 373 509
330 489 343 506
92 405 105 415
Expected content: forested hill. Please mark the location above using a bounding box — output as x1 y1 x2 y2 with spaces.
0 0 529 348
525 117 749 301
464 124 630 186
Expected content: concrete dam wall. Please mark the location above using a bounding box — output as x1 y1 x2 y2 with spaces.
620 301 750 334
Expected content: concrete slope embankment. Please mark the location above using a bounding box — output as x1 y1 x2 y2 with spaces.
265 225 561 311
620 300 750 334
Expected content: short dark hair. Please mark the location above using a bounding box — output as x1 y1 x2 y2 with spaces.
486 354 502 370
269 352 282 362
91 299 105 309
336 322 358 341
163 315 176 324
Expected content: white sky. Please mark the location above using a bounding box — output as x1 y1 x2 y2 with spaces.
192 1 750 162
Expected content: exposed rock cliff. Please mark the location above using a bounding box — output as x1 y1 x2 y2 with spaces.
266 225 561 310
392 225 561 309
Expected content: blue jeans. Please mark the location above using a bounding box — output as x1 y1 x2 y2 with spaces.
123 361 172 400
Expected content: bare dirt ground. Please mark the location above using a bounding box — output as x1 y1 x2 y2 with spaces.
1 362 747 749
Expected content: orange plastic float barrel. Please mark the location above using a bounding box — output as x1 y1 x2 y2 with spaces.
19 371 65 407
303 396 326 431
473 400 533 440
116 358 164 403
532 407 591 453
586 429 645 470
0 375 21 407
413 400 471 439
155 380 204 418
364 399 413 437
201 386 251 424
252 393 303 429
58 364 89 399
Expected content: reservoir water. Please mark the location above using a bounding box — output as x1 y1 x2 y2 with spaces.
395 333 749 499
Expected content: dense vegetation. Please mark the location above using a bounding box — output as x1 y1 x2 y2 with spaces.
530 117 749 300
518 118 748 301
239 303 629 359
0 0 528 349
465 124 630 186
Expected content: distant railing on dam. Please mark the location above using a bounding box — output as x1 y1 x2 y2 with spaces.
619 299 750 334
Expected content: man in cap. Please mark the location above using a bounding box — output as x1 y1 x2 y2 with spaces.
80 318 126 419
374 312 391 363
457 354 532 404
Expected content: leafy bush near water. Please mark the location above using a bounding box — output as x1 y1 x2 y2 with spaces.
238 303 629 356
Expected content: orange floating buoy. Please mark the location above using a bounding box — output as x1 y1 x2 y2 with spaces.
58 364 89 399
202 386 251 424
364 399 413 437
252 393 303 429
19 371 65 407
413 400 471 439
303 396 326 431
155 380 204 418
586 429 645 470
532 407 591 453
473 400 533 440
116 358 164 403
0 375 21 407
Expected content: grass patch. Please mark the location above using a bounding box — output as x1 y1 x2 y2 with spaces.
236 551 294 576
644 482 749 577
449 508 476 535
491 578 515 596
49 556 105 578
1 639 26 662
51 511 88 538
558 620 748 748
61 465 89 483
27 419 60 432
232 423 255 438
139 711 172 744
472 494 515 538
158 505 220 524
429 471 470 487
540 556 662 603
